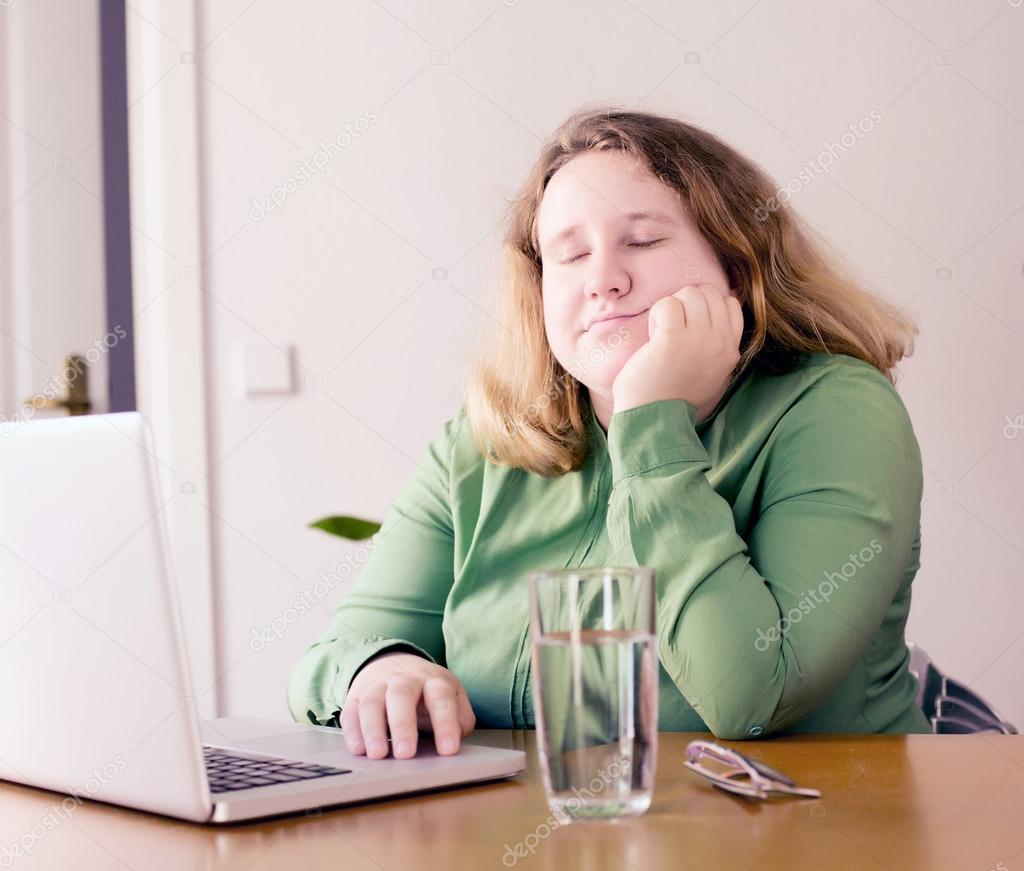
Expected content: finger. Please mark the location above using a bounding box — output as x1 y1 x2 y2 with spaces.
340 700 366 756
703 285 730 332
674 284 711 330
649 295 686 338
422 677 463 755
454 683 477 737
356 686 391 759
384 679 421 759
706 286 739 341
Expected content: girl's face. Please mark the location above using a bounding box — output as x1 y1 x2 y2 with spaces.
536 149 736 397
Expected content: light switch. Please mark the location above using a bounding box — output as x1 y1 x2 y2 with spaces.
237 340 294 396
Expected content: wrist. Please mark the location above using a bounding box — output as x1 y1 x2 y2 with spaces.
607 399 707 482
366 650 421 667
354 649 423 681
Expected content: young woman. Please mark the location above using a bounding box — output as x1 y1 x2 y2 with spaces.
287 106 928 760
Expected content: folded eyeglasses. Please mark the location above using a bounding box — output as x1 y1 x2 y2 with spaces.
684 739 822 800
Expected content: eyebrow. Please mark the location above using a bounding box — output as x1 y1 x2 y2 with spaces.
542 210 678 248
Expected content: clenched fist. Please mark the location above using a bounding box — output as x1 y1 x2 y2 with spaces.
611 283 743 415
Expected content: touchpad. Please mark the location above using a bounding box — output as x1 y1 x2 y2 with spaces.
238 728 358 760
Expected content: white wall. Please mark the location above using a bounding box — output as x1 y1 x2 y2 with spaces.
170 1 1023 726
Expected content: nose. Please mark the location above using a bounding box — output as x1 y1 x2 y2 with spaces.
582 248 631 301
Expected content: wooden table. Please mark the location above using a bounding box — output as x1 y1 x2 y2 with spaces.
1 730 1022 870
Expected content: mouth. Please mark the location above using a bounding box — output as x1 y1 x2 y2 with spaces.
585 310 646 334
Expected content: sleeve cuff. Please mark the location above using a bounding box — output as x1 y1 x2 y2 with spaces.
607 399 709 483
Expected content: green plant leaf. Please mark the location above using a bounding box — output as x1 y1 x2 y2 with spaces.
309 515 382 540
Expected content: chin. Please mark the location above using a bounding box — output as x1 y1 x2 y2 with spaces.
586 333 640 365
571 350 631 396
552 330 640 385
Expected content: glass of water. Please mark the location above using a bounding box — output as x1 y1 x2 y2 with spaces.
528 566 658 821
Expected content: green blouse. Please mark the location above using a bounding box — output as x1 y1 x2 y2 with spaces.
287 351 931 738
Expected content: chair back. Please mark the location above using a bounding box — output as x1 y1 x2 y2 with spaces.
907 642 1018 735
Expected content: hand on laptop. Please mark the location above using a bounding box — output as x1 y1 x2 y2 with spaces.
340 652 476 760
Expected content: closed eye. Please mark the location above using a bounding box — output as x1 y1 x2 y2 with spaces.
629 238 663 251
564 239 665 264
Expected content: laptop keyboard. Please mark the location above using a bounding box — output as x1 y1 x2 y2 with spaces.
202 745 352 794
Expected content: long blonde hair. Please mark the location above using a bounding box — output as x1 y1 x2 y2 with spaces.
465 105 917 478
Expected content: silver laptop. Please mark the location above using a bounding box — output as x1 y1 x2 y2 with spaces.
0 412 526 824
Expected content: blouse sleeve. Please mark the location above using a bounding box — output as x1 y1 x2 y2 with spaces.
604 369 923 739
285 410 462 727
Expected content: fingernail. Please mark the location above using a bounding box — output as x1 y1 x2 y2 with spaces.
439 737 457 754
395 740 413 756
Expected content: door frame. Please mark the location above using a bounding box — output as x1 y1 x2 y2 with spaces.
124 0 219 718
99 0 136 413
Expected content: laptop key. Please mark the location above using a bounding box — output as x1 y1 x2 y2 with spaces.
260 772 310 782
275 769 327 780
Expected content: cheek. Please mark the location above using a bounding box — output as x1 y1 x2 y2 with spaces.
541 289 576 349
